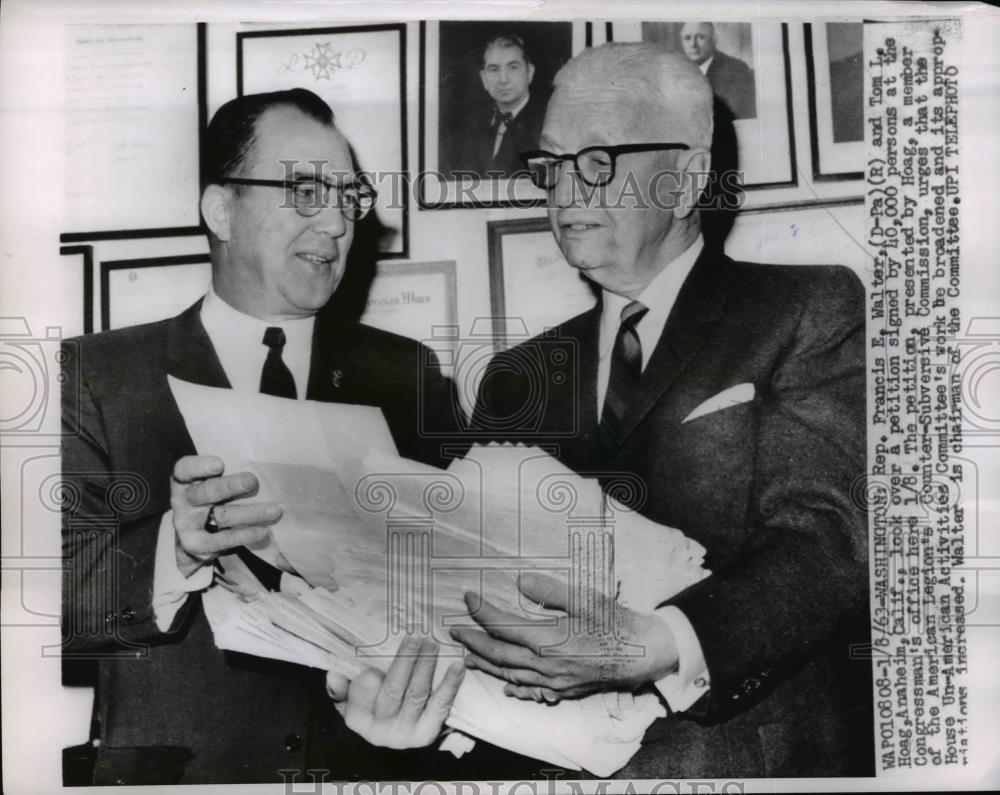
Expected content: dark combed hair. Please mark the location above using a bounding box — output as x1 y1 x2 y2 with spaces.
201 88 335 189
481 33 533 67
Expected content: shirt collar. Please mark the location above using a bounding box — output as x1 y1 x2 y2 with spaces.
599 235 705 359
200 287 315 394
698 56 713 75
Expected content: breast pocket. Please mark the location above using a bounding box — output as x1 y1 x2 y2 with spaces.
645 398 759 552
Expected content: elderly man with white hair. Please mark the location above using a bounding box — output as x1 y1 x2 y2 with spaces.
334 42 873 779
451 42 874 778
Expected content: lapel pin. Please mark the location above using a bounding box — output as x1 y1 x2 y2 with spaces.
332 369 344 389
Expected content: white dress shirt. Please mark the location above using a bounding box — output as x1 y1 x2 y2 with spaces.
698 56 714 76
596 236 711 712
152 288 315 631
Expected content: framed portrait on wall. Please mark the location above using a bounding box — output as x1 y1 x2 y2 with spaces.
609 20 797 190
487 217 598 351
419 20 588 209
805 22 865 181
237 24 409 257
62 24 205 242
99 253 211 331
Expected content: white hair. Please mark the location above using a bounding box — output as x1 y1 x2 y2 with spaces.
553 42 713 150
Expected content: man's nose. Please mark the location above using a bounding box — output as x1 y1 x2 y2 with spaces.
551 162 585 208
310 204 347 237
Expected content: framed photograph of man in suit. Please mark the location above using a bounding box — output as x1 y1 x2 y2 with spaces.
805 22 865 181
610 20 796 191
419 20 587 209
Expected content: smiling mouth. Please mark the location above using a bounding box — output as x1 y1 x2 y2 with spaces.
297 252 335 267
560 222 601 232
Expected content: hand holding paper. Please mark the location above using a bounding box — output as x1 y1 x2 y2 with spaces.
169 454 282 578
170 377 711 776
452 572 680 703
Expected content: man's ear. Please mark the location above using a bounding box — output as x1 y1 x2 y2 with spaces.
674 148 711 220
201 185 232 242
479 69 488 91
527 63 536 86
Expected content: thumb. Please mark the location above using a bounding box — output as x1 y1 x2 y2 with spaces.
518 571 569 610
326 670 350 702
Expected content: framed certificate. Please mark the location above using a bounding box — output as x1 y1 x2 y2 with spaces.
100 254 211 331
61 24 206 242
487 217 598 351
805 22 865 181
359 260 457 356
238 24 409 258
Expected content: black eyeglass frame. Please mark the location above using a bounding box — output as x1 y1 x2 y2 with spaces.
219 176 378 221
520 143 691 189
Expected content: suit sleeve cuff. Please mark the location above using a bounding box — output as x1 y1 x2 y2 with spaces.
152 510 213 632
652 605 710 712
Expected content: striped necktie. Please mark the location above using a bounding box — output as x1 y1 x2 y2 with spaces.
600 300 649 446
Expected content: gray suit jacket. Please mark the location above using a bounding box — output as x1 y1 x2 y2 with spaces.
471 249 875 777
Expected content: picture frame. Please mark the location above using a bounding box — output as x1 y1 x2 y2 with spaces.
237 23 409 258
609 20 797 191
60 245 94 335
418 20 588 210
487 217 598 351
61 23 207 243
99 253 211 332
358 260 458 359
805 22 865 181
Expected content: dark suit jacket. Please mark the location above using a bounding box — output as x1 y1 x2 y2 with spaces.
445 91 547 180
471 249 874 778
61 299 465 785
707 50 757 121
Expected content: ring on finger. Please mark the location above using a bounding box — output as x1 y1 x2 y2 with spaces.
203 505 222 533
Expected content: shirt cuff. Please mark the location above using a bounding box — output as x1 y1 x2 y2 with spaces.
439 729 476 758
152 510 213 632
652 605 710 712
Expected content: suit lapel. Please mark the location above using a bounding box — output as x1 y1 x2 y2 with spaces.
568 302 601 429
306 313 356 403
613 248 735 447
165 299 230 389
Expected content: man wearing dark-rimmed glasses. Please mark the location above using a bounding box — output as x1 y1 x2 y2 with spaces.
61 88 466 785
460 43 873 779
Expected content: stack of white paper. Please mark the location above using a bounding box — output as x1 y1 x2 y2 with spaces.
171 377 709 776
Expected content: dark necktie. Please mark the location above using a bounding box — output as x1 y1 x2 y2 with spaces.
600 300 649 446
260 327 297 399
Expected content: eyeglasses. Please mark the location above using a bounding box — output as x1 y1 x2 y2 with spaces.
220 176 378 221
521 143 691 190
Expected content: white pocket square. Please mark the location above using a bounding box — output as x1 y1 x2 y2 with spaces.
682 383 755 424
